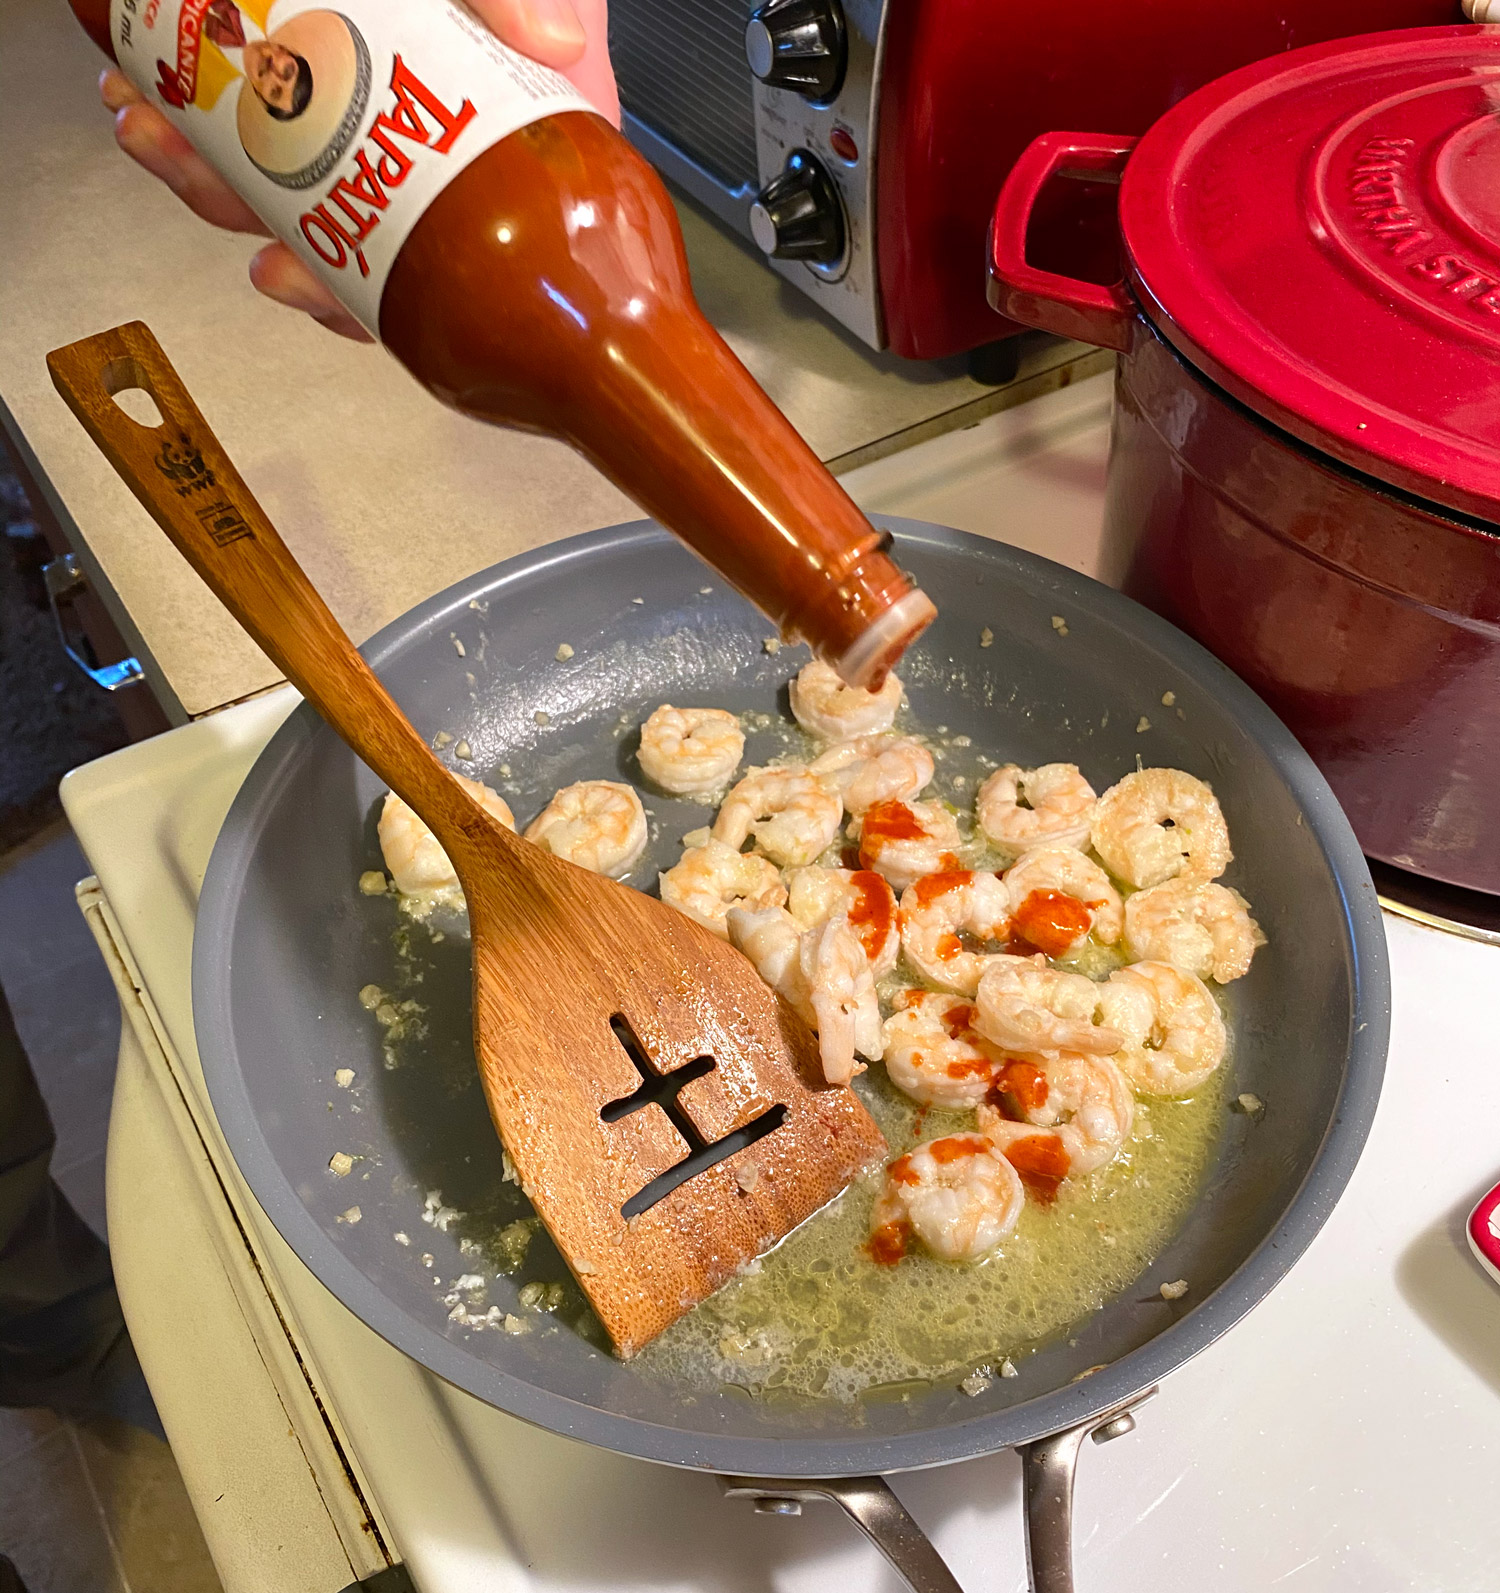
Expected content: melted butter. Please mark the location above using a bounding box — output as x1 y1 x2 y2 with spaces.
635 1053 1226 1401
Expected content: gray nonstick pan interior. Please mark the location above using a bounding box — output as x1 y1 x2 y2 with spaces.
193 516 1388 1478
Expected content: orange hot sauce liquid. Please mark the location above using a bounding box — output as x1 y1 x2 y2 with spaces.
1009 888 1096 957
72 4 934 683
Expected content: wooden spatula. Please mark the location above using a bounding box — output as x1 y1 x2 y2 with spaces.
49 322 887 1357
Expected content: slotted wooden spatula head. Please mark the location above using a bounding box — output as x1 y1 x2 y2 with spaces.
48 322 887 1356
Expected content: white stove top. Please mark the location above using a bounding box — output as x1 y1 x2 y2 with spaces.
61 377 1500 1591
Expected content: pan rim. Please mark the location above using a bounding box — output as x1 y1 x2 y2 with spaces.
192 516 1390 1476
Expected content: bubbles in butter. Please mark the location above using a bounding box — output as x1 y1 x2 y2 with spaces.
635 1060 1225 1400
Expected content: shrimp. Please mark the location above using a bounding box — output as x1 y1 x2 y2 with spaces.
974 955 1122 1056
880 990 1023 1109
1097 961 1226 1095
524 780 648 878
1090 767 1232 889
897 870 1013 995
868 1133 1024 1263
1003 847 1123 954
809 734 934 816
377 778 514 896
789 658 904 741
727 907 881 1085
976 1056 1133 1195
637 705 745 796
712 765 843 869
976 763 1097 853
786 866 899 975
1122 878 1263 983
985 1053 1134 1175
855 798 962 892
659 838 785 938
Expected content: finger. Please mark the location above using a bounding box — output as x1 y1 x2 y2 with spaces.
249 244 375 343
112 103 272 236
469 0 586 68
100 67 146 112
567 0 620 126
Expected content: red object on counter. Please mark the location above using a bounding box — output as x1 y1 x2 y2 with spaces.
988 26 1500 896
876 0 1461 361
1468 1182 1500 1287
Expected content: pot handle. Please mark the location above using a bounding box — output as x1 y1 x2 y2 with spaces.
988 131 1138 354
720 1387 1155 1593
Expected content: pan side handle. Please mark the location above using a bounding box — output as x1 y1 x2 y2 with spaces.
1020 1387 1158 1593
719 1476 964 1593
721 1386 1155 1593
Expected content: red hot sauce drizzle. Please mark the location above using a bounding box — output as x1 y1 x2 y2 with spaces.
1003 1133 1071 1206
845 870 895 964
1008 889 1097 958
868 1220 912 1265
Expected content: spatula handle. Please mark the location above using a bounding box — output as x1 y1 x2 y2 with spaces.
47 321 506 858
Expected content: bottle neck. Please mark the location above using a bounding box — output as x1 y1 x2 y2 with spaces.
381 114 932 682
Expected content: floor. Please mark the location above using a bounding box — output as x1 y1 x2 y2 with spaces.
0 451 127 853
0 441 222 1589
0 826 223 1593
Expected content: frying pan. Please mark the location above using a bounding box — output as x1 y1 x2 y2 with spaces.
193 516 1388 1591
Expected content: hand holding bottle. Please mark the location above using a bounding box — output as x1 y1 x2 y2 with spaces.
97 0 618 340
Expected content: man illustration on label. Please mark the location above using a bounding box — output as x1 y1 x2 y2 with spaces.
205 3 315 121
150 3 367 187
232 9 372 190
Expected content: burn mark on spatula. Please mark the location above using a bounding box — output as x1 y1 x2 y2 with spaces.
603 1015 787 1220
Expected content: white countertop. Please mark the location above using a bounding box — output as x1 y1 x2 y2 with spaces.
0 0 1101 722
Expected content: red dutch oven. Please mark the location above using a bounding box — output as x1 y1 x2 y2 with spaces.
989 25 1500 896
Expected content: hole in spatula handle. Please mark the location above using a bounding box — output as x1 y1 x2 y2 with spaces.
604 1014 788 1220
101 357 166 429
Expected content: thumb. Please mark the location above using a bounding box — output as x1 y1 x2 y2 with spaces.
467 0 587 69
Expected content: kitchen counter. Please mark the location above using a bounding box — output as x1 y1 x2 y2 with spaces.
0 0 1105 722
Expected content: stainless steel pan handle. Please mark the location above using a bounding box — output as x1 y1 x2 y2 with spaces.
720 1475 964 1593
721 1386 1155 1593
1019 1388 1157 1593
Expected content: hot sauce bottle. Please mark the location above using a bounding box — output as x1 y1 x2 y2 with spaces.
70 0 935 683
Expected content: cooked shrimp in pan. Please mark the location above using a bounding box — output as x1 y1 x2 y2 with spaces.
880 990 1019 1110
868 1133 1025 1264
855 798 962 892
1098 961 1227 1095
712 765 843 869
1090 767 1231 889
786 865 899 976
524 780 648 878
727 907 881 1085
974 955 1123 1056
789 659 904 741
659 838 785 938
637 705 745 796
1003 847 1123 955
897 870 1013 995
378 778 514 896
987 1052 1134 1176
1123 878 1263 983
809 734 934 816
976 763 1097 854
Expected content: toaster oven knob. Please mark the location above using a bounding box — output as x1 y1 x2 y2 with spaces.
749 150 846 264
745 0 847 102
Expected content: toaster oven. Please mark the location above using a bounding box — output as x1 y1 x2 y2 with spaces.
609 0 1462 361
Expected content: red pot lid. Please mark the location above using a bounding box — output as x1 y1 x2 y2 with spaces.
1120 25 1500 524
